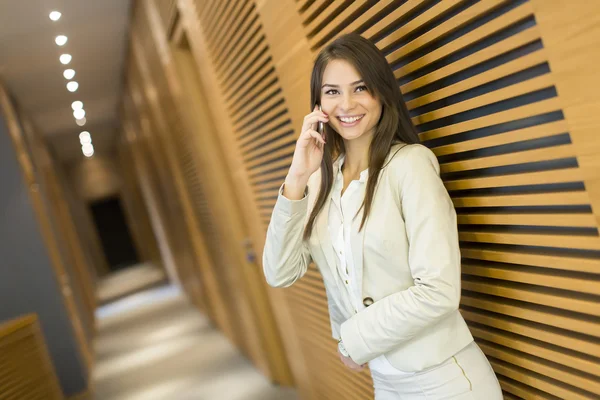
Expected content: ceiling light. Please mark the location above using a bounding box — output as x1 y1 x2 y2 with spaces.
80 136 92 145
83 146 94 158
67 81 79 92
79 131 91 141
64 69 75 80
75 117 86 126
71 101 83 110
82 143 94 157
60 54 72 65
55 35 68 46
49 11 61 21
73 109 85 119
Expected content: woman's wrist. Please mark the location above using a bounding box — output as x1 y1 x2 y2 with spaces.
283 174 309 200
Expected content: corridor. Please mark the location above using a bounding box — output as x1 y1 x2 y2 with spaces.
93 285 299 400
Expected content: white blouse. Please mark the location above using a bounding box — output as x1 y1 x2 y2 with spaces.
328 156 412 376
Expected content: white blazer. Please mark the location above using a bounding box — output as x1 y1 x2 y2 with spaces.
263 144 474 372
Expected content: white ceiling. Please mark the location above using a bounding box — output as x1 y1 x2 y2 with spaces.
0 0 131 162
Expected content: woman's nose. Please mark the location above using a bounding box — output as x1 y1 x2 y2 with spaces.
339 93 355 111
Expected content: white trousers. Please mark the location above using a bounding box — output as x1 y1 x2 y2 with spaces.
371 342 502 400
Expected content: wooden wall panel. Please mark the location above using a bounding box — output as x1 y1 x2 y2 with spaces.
119 0 295 385
0 314 64 400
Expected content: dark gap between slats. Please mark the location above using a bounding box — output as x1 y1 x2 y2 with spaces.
254 184 283 194
225 35 268 84
462 293 600 341
466 325 600 378
244 135 296 162
225 65 274 104
238 109 289 142
239 118 291 143
422 111 564 148
232 88 282 124
212 5 256 60
403 40 544 102
466 321 600 366
303 0 336 26
298 0 317 15
393 1 532 74
437 133 570 164
461 258 600 282
462 275 600 304
460 304 600 346
410 63 550 117
255 194 278 201
229 76 278 115
485 356 587 400
307 0 355 39
456 205 593 214
448 181 584 197
458 224 598 236
220 30 265 85
248 154 294 173
224 57 273 101
214 11 259 67
380 0 478 56
366 0 437 44
416 87 558 132
458 241 600 261
310 0 381 49
209 2 253 48
441 157 577 180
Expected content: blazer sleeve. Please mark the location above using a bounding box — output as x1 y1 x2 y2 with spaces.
339 145 462 365
262 184 313 288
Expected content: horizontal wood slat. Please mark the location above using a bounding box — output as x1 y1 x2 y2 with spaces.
0 314 64 400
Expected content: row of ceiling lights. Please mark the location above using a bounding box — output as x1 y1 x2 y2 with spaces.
50 11 94 157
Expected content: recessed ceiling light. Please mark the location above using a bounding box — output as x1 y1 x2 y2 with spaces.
80 135 92 145
82 143 94 157
64 69 76 80
49 11 61 21
67 81 79 92
73 109 86 119
79 131 91 141
55 35 68 46
71 101 83 110
83 146 94 157
60 54 72 65
75 117 86 126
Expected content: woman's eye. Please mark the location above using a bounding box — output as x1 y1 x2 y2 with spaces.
355 85 368 92
324 89 339 95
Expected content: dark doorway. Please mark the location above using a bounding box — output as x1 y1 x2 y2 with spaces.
89 196 139 272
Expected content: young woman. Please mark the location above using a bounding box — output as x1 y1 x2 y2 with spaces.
263 33 502 399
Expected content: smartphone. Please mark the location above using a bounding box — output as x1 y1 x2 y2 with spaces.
318 105 324 136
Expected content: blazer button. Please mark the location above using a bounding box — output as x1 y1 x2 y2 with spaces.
363 297 374 307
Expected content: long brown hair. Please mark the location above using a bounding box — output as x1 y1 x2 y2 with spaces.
303 33 419 241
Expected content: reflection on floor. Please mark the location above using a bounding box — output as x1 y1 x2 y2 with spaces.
94 285 299 400
97 263 168 305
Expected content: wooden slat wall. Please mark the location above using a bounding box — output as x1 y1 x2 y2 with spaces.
0 314 64 400
125 0 600 399
120 0 295 385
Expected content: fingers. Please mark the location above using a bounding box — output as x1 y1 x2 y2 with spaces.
303 110 329 132
301 129 325 146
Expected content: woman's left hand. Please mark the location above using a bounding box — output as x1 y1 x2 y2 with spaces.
338 347 366 371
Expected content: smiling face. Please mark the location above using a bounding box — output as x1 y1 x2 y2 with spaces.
320 59 382 144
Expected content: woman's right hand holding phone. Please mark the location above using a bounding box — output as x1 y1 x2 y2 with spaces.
283 105 328 200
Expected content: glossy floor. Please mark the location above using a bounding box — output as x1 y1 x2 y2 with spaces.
94 285 299 400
